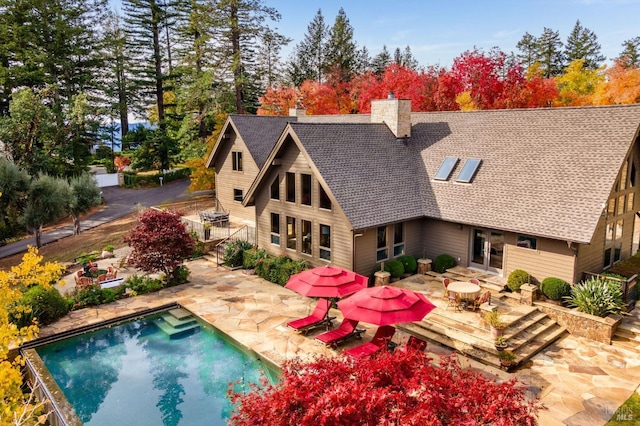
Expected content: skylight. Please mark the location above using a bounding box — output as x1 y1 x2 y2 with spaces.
456 158 482 183
434 157 459 181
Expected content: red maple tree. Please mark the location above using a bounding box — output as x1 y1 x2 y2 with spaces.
124 209 195 281
230 349 544 425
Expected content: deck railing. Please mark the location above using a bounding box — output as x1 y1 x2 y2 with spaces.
214 225 256 266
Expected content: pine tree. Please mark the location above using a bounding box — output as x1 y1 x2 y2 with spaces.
324 7 358 83
288 9 328 85
618 36 640 67
536 27 565 77
255 27 292 89
516 32 538 70
371 45 392 75
565 20 605 70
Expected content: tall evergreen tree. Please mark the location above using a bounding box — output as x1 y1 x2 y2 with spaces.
516 32 538 70
371 45 392 75
565 20 605 69
255 27 291 89
618 36 640 67
324 7 358 83
536 27 565 77
355 46 371 74
288 9 327 85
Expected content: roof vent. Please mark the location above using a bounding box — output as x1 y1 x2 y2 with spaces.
388 92 394 99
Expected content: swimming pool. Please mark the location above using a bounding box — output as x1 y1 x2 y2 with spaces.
31 308 278 425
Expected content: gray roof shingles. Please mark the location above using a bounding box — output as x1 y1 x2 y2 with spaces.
230 115 297 168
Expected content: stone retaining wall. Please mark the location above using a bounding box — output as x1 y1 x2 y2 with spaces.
535 301 623 344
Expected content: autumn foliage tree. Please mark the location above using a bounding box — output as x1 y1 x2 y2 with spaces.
230 349 544 425
124 209 195 282
113 155 131 172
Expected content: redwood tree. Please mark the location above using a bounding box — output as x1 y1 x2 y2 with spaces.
230 349 544 425
124 209 195 280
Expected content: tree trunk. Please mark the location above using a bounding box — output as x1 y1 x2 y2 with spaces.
152 6 165 128
35 225 42 248
73 215 80 236
230 3 244 114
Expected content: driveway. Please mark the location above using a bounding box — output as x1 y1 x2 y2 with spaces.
0 180 199 259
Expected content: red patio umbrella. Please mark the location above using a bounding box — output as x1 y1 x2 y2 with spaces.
337 286 436 326
285 265 368 299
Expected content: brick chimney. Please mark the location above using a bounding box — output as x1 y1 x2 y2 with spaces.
370 93 411 139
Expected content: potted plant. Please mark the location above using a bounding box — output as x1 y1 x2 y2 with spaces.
494 335 508 351
485 311 507 339
498 350 516 368
203 222 211 241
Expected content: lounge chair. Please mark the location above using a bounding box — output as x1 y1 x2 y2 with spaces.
344 325 396 358
287 299 336 335
315 318 365 348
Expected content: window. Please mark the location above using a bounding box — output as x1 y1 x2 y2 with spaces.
631 162 637 187
628 193 635 212
618 195 625 215
270 213 280 245
434 157 459 181
319 224 331 261
620 160 628 191
286 172 295 203
516 235 537 250
232 151 243 171
233 189 242 202
456 158 482 183
301 174 312 206
286 216 296 250
301 220 312 255
319 185 332 210
377 226 388 261
393 223 405 257
270 177 279 200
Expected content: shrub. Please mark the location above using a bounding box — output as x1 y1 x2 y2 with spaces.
168 265 190 286
73 286 104 307
507 269 530 293
124 275 164 295
243 248 266 269
103 245 115 253
224 240 254 268
255 255 307 286
540 277 571 301
386 260 405 278
100 288 117 304
399 255 418 274
607 251 640 278
434 254 456 273
565 277 626 317
10 285 72 328
484 311 506 329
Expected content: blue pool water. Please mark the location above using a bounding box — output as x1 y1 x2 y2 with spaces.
36 312 276 425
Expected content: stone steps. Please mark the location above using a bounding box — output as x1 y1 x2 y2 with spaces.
400 305 566 370
612 327 640 351
154 308 200 339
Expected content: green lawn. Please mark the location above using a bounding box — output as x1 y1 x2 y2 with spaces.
605 392 640 425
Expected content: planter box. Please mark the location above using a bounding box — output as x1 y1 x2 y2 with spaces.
535 301 623 344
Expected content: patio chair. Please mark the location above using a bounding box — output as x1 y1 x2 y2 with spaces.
446 290 462 311
471 291 491 312
344 325 396 358
315 318 365 348
405 336 428 352
106 268 118 280
442 278 451 300
469 278 480 285
287 299 336 335
77 277 93 289
97 273 108 283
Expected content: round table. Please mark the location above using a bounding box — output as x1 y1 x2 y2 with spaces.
447 281 481 302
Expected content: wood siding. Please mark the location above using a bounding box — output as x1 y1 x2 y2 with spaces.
576 217 607 282
213 132 257 224
421 220 469 266
503 234 575 284
254 139 354 270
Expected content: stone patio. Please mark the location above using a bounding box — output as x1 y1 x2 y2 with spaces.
39 258 640 425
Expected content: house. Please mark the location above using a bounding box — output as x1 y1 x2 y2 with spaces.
209 98 640 284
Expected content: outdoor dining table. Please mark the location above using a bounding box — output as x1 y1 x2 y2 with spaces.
447 281 481 303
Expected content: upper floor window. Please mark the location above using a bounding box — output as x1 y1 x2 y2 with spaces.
270 177 279 200
232 152 243 171
233 189 243 202
319 184 331 210
286 172 295 203
319 224 331 261
301 174 312 206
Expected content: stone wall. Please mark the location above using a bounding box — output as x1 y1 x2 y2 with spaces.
535 301 623 344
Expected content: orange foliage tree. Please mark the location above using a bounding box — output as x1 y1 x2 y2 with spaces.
257 86 296 116
593 60 640 105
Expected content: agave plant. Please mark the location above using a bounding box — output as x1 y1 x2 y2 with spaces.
565 277 626 317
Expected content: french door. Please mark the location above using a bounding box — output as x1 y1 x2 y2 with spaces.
470 228 504 274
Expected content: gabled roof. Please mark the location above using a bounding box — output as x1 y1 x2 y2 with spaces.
242 104 640 244
412 105 640 243
206 115 296 169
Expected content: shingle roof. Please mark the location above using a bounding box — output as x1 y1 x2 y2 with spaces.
230 115 297 168
291 105 640 243
289 123 425 231
411 106 640 243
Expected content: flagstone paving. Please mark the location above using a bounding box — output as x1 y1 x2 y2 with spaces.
39 258 640 425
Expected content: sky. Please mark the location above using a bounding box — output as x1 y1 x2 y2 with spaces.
264 0 640 68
